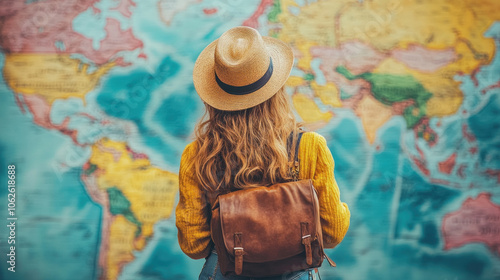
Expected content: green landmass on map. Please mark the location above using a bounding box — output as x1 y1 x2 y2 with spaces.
107 186 142 237
336 65 433 128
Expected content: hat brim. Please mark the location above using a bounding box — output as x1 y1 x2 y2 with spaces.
193 36 294 111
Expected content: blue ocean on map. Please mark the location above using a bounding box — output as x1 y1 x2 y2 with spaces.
1 0 500 279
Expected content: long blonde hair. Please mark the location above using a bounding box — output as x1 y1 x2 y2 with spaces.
194 87 303 192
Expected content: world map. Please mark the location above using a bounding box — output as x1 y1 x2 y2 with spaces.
1 0 499 279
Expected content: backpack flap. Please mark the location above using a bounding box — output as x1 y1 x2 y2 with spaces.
218 179 320 263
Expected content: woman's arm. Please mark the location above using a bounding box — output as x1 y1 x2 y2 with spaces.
175 142 212 259
312 134 351 248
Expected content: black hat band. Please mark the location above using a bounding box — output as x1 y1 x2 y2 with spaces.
215 58 273 95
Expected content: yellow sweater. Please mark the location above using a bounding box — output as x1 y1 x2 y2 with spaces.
175 131 351 259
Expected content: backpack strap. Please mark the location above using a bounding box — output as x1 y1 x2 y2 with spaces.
287 131 304 181
325 254 337 267
234 233 244 275
288 131 337 268
301 222 313 265
209 131 304 206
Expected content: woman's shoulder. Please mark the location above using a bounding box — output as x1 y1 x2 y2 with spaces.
298 131 333 177
181 140 200 160
299 131 331 161
184 139 199 150
300 131 327 148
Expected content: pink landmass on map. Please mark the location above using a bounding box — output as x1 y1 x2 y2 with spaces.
481 81 500 95
442 193 500 255
310 42 459 92
411 143 431 176
311 42 456 77
339 41 388 75
20 94 84 146
92 5 101 14
391 99 415 115
114 56 133 67
111 0 136 18
14 94 26 114
126 145 149 160
457 164 467 179
97 18 143 63
412 157 430 176
203 8 218 15
311 42 386 76
413 118 438 147
243 0 274 28
0 1 26 17
76 112 97 121
80 171 112 275
485 169 500 184
0 1 143 65
310 46 344 78
1 0 98 52
438 153 456 175
392 44 457 72
462 124 476 142
471 67 480 87
310 45 373 99
341 80 371 109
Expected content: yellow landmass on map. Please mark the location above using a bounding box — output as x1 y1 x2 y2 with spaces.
278 0 356 47
3 54 114 104
107 215 137 280
279 0 351 122
276 0 500 139
90 138 178 237
311 81 343 108
355 93 393 144
339 0 499 61
292 93 333 125
372 58 463 117
295 40 319 71
337 0 499 116
88 138 178 279
286 76 306 87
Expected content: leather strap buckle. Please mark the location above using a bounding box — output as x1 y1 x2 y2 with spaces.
234 233 244 275
301 222 313 265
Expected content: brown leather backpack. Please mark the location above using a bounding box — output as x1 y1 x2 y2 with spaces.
210 132 336 277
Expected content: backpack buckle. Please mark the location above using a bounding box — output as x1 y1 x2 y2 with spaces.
234 233 244 275
301 223 313 265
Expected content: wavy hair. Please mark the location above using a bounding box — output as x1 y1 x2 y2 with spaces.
194 86 303 193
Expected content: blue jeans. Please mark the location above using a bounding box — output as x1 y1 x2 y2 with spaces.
199 249 320 280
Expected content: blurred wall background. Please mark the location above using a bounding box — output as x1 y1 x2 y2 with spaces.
1 0 499 279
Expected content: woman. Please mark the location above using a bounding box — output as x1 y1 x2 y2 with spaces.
176 26 350 280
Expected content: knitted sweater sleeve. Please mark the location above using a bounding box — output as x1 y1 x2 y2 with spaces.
175 141 212 259
300 132 351 248
175 133 350 258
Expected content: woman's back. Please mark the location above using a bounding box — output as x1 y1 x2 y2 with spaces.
177 131 350 258
175 26 350 279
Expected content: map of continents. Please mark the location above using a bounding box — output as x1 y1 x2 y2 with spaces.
0 0 499 280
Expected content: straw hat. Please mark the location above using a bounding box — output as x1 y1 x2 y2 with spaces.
193 26 294 111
